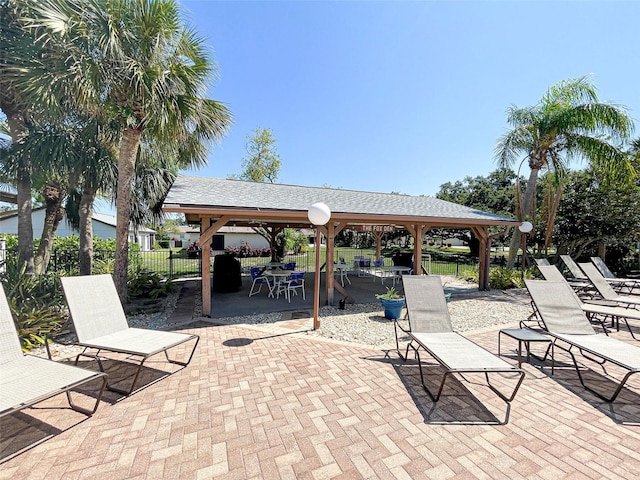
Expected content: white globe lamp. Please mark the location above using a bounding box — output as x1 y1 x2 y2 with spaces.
307 202 331 330
307 202 331 226
518 221 533 273
518 221 533 234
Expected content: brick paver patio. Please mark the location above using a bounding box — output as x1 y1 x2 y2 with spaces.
1 312 639 479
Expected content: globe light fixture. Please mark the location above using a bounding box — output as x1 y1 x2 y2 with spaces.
308 202 331 226
307 202 331 330
518 221 533 274
518 221 533 234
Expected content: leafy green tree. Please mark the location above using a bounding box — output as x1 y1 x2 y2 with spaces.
232 127 281 183
0 0 44 273
437 167 520 216
435 168 522 255
554 166 640 266
495 76 634 268
18 0 232 301
149 217 181 243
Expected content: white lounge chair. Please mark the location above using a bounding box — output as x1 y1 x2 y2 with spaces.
590 256 640 295
578 262 640 308
537 265 640 340
525 279 639 402
61 275 199 395
395 276 525 416
0 284 107 417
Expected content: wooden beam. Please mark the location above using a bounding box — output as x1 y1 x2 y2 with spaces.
332 221 349 237
200 215 232 316
199 219 212 317
374 231 383 260
326 223 335 305
200 215 231 245
164 205 520 229
471 226 489 290
412 224 429 275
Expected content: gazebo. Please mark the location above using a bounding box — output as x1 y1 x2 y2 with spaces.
163 176 520 316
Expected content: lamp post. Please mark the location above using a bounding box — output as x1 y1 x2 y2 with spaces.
518 221 533 274
307 202 331 330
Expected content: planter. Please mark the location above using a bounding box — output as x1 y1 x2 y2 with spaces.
380 297 405 320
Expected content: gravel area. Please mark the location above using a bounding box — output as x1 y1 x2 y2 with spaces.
304 288 532 347
36 278 534 358
201 278 534 348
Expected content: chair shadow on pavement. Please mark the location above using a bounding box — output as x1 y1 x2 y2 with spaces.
70 357 187 402
533 356 640 426
365 353 512 425
0 400 101 464
0 411 68 463
0 355 192 463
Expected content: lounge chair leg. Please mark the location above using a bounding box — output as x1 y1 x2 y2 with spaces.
65 374 108 415
556 341 635 402
485 370 526 403
164 335 200 367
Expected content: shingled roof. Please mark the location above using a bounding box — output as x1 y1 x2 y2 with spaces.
164 175 517 227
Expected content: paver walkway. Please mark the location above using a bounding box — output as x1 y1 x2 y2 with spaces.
1 291 639 479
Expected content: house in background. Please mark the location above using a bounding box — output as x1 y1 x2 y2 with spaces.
0 208 156 250
175 225 316 252
175 225 270 251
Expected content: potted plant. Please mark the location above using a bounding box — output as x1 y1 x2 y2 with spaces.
376 287 405 320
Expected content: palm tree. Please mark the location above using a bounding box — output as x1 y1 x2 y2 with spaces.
16 0 232 301
495 76 634 268
0 0 42 273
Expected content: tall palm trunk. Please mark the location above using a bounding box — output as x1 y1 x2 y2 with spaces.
16 163 34 273
114 127 142 303
2 102 34 273
78 180 97 275
34 183 64 274
507 167 540 268
544 181 563 249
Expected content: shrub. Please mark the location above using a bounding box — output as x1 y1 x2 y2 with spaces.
460 266 537 289
127 266 174 300
0 263 65 351
225 243 270 258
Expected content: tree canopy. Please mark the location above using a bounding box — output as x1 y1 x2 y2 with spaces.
495 76 634 267
232 127 281 183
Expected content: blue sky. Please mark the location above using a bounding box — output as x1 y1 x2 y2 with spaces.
179 0 639 197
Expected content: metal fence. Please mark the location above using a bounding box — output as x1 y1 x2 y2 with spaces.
0 245 482 279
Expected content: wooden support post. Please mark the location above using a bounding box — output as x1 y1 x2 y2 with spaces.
326 222 335 305
472 226 490 291
404 224 429 275
374 231 383 260
199 215 230 317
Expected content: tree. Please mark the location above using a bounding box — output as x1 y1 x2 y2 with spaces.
232 127 281 183
437 167 520 217
0 0 43 273
435 168 522 255
495 76 634 268
554 166 640 265
18 0 232 301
